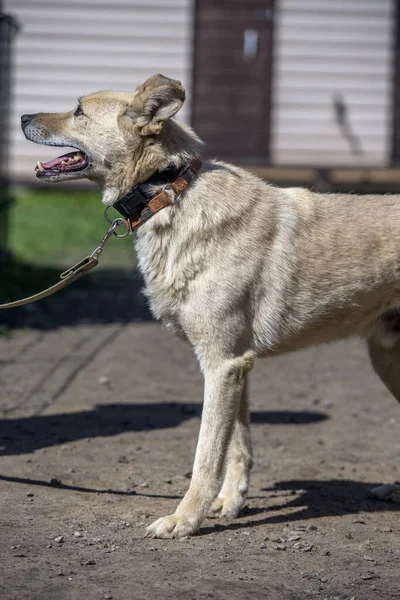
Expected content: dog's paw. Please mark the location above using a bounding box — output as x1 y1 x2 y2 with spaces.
207 492 246 519
145 513 200 539
371 483 400 503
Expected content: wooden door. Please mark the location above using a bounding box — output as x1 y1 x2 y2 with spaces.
392 0 400 164
192 0 274 162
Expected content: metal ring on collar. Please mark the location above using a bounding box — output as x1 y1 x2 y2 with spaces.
112 218 130 238
104 207 130 238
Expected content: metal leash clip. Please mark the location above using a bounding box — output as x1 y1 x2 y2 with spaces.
104 206 130 238
91 218 128 259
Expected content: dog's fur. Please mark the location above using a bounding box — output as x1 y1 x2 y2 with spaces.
22 74 400 538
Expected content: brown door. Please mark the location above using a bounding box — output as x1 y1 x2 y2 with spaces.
192 0 274 163
392 0 400 164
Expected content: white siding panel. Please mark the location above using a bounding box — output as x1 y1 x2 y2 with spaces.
5 0 194 181
271 0 395 166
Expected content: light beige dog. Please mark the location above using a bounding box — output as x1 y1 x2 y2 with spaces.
21 74 400 538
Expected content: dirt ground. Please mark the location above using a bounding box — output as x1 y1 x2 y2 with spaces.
0 313 399 599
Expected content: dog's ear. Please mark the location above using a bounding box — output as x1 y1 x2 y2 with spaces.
122 74 185 136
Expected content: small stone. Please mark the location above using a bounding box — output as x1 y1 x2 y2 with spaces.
288 535 302 542
73 531 83 538
322 399 334 408
26 491 34 497
54 536 64 544
274 544 287 551
307 524 318 531
184 470 192 479
293 542 302 550
345 532 353 539
352 518 366 524
163 478 172 484
85 559 96 565
302 545 313 552
322 550 331 556
363 555 375 562
118 455 128 463
98 375 110 386
139 482 149 488
104 595 113 600
361 572 378 580
371 484 400 503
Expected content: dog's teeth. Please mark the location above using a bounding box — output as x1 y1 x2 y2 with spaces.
36 161 44 172
74 153 82 160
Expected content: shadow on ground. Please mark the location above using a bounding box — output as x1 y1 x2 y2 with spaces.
0 472 181 499
0 403 328 456
202 479 400 533
0 470 397 526
0 257 151 329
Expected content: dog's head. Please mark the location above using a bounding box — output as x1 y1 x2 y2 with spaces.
21 74 199 203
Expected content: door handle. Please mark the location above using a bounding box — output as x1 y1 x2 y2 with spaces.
243 29 258 61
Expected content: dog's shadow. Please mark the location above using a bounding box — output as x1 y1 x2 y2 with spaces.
202 478 400 534
0 402 327 456
1 403 397 526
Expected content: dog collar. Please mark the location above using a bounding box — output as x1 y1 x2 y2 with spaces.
111 157 202 231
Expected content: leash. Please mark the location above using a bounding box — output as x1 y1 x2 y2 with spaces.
0 157 202 310
0 218 128 309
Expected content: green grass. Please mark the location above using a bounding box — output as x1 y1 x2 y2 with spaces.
8 188 135 267
0 188 136 310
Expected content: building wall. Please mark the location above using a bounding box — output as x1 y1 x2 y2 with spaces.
5 0 397 176
5 0 194 181
271 0 395 166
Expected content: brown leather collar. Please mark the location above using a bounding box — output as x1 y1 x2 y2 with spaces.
112 157 202 231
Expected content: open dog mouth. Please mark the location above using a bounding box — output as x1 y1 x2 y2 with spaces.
35 151 89 178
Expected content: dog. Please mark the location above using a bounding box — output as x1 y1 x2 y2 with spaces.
21 74 400 538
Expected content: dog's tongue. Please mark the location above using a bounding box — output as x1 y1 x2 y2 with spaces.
40 155 68 169
39 151 82 169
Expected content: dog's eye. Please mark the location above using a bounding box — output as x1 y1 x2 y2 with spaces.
74 105 84 117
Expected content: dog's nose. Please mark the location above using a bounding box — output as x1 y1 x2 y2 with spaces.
21 114 34 130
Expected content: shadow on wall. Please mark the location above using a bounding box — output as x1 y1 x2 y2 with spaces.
0 402 328 456
0 259 152 330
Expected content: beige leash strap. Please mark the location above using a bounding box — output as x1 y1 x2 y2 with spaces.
0 255 99 309
0 218 128 310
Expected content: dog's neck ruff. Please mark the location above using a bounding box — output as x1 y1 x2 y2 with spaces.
113 157 202 231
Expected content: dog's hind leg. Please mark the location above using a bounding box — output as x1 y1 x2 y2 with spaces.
207 377 253 518
367 335 400 503
368 334 400 403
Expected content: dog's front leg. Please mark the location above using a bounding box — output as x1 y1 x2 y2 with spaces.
146 352 254 539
